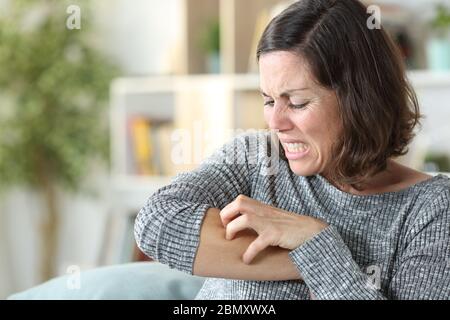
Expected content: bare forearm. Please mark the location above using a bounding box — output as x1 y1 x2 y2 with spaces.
193 208 302 281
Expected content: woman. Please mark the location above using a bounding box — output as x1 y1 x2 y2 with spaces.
135 0 450 299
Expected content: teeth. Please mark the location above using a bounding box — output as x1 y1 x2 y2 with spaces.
285 143 308 153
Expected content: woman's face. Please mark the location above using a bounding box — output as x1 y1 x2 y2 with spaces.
259 51 342 177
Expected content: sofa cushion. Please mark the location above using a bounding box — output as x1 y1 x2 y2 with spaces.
8 262 205 300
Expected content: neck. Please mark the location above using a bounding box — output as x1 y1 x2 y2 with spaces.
325 160 399 195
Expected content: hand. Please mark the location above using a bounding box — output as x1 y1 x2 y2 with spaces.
220 195 328 264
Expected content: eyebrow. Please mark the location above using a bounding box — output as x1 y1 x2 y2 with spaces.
259 88 310 97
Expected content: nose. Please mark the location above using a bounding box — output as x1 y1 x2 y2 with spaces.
266 103 292 131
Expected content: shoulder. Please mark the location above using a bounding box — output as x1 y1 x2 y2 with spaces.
391 161 450 210
404 174 450 238
416 174 450 206
425 175 450 215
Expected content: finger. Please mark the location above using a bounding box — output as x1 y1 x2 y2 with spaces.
220 195 251 226
242 235 270 264
225 214 252 240
219 203 241 227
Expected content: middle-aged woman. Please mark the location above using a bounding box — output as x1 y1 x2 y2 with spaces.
135 0 450 299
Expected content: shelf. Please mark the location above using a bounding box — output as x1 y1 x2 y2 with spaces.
110 175 173 212
112 74 259 91
407 70 450 89
112 174 173 192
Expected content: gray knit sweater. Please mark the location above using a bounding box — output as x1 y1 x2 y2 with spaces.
134 132 450 300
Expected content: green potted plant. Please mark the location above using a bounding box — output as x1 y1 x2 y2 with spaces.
427 4 450 70
0 0 117 281
200 19 221 73
423 152 450 172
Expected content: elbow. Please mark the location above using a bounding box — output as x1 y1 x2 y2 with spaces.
134 194 209 274
134 201 162 261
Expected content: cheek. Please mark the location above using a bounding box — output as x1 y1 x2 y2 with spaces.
291 111 316 135
295 112 335 151
314 122 340 158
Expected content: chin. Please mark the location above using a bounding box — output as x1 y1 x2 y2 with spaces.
287 160 318 177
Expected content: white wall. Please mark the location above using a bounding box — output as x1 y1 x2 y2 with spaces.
93 0 183 75
1 188 45 296
0 199 13 298
416 88 450 155
0 164 112 299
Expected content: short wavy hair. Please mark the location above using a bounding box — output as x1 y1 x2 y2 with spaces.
257 0 421 186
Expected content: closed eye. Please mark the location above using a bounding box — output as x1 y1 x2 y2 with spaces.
263 101 309 109
289 102 309 109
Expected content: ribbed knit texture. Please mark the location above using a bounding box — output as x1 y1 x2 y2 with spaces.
134 132 450 300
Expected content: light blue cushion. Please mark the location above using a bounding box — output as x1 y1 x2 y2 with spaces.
8 262 205 300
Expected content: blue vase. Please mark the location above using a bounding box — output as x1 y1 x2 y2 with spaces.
206 52 221 74
427 37 450 70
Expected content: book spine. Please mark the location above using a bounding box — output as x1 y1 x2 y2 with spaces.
129 117 154 175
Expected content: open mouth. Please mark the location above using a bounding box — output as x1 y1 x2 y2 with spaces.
282 142 310 160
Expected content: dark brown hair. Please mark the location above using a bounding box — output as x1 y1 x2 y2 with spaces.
257 0 421 187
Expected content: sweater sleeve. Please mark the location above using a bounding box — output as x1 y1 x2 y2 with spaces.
288 189 450 300
134 133 260 274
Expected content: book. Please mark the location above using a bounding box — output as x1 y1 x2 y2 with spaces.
128 116 175 176
129 117 154 175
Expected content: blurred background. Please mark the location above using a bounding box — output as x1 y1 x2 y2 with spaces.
0 0 449 299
